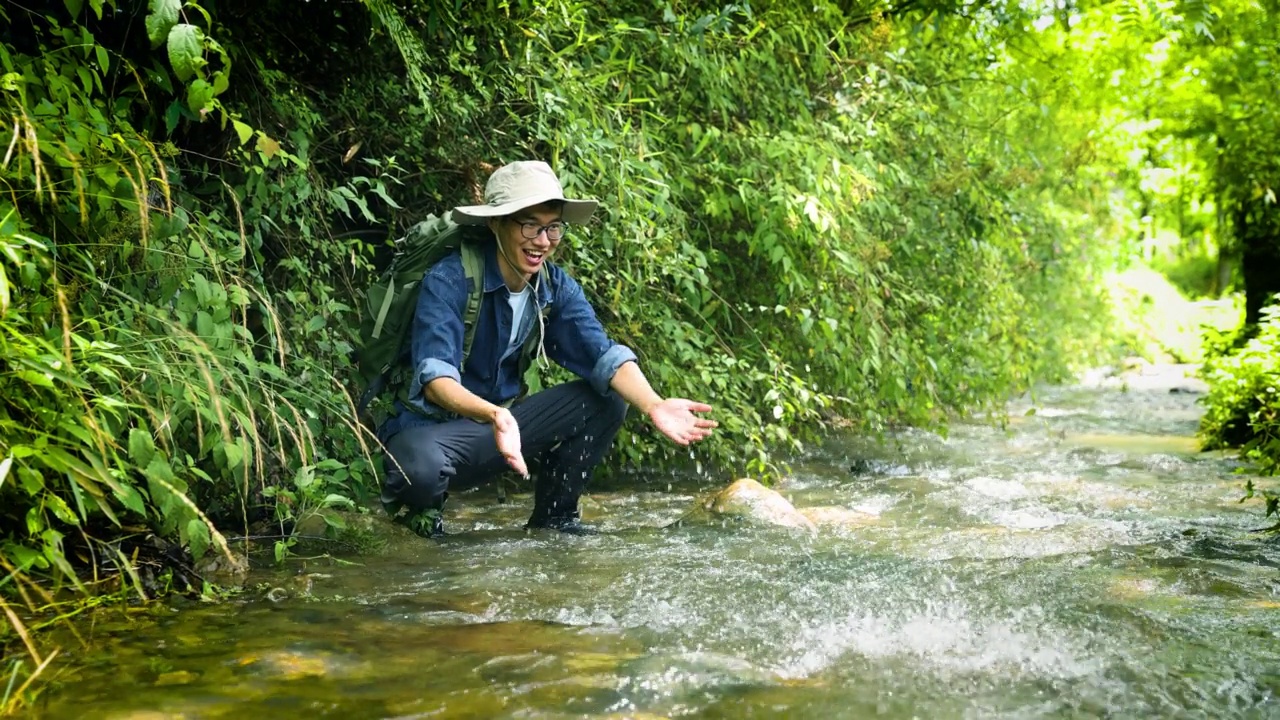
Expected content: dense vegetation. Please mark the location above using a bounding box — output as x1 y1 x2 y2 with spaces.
1199 304 1280 524
1 0 1276 709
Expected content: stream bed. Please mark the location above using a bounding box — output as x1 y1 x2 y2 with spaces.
32 365 1280 719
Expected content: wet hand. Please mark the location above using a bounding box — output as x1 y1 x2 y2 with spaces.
491 407 528 477
648 398 718 446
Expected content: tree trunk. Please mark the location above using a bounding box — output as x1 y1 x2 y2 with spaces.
1238 197 1280 330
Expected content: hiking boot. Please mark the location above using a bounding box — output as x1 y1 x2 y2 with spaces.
525 516 599 535
402 508 446 538
525 503 598 535
381 497 404 518
389 492 449 539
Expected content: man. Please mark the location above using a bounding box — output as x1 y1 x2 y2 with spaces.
379 160 718 536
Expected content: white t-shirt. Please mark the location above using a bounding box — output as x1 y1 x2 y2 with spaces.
504 286 533 360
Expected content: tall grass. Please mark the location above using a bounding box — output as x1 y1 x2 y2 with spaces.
0 101 378 717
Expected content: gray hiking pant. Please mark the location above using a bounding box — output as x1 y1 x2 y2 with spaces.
379 380 628 524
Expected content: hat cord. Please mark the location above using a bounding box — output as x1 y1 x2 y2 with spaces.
534 270 550 371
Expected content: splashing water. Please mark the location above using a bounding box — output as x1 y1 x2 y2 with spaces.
37 366 1280 718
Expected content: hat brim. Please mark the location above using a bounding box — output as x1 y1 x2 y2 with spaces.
452 193 597 225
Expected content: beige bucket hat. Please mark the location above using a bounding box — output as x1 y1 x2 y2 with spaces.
451 161 597 225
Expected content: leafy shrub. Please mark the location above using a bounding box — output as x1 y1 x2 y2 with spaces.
1199 303 1280 481
1153 251 1227 300
1 1 1128 705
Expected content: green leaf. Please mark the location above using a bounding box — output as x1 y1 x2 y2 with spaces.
293 465 316 491
190 269 210 298
223 441 244 470
227 284 251 307
64 0 84 18
164 100 184 135
211 70 230 96
46 492 79 526
232 120 253 145
76 66 94 93
321 494 355 509
16 369 55 388
95 44 108 72
42 532 82 587
186 518 211 558
3 543 48 572
196 310 213 338
371 184 403 209
128 429 157 467
147 0 182 48
114 483 147 515
167 24 204 82
186 78 215 116
143 455 179 511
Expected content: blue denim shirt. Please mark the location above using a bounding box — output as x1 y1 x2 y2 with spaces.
378 237 637 441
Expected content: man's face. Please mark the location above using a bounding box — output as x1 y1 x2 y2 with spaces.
493 202 564 280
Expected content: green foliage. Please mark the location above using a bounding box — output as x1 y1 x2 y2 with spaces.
1103 265 1241 363
0 0 1127 561
313 1 1116 474
1152 251 1224 300
1199 304 1280 477
0 0 1138 697
0 2 382 699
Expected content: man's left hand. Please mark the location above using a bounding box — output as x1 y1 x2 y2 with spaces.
648 398 718 446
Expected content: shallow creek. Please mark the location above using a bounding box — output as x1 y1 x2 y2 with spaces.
34 365 1280 719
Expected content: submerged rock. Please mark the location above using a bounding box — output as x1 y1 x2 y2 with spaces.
675 478 817 531
798 505 880 531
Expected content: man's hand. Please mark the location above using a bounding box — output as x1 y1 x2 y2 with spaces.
647 398 718 446
491 407 528 476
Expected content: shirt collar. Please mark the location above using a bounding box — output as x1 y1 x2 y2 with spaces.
481 238 553 306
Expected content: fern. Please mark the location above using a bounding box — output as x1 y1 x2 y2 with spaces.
361 0 437 120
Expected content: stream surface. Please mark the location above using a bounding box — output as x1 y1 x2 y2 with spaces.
34 365 1280 719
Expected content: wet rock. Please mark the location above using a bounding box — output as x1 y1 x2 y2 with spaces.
153 670 198 686
849 458 874 474
195 548 249 588
798 506 880 531
676 478 817 532
578 494 608 521
292 509 417 554
236 649 335 679
1108 575 1162 600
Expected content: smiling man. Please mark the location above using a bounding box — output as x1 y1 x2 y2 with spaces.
378 160 718 537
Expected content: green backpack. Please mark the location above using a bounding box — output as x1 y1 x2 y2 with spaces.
355 214 548 417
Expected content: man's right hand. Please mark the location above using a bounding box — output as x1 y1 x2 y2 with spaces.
426 378 530 476
490 407 528 477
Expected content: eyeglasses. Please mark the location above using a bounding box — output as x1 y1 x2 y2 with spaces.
513 220 567 241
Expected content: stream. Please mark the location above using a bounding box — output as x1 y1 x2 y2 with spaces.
32 364 1280 719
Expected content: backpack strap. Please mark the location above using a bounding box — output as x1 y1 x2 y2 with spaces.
369 272 398 341
395 241 486 417
459 241 486 366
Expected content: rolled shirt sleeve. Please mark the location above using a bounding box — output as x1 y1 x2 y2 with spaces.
544 270 637 395
589 344 638 396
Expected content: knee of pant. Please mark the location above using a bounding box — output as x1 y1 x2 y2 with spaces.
597 390 628 430
384 442 449 508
